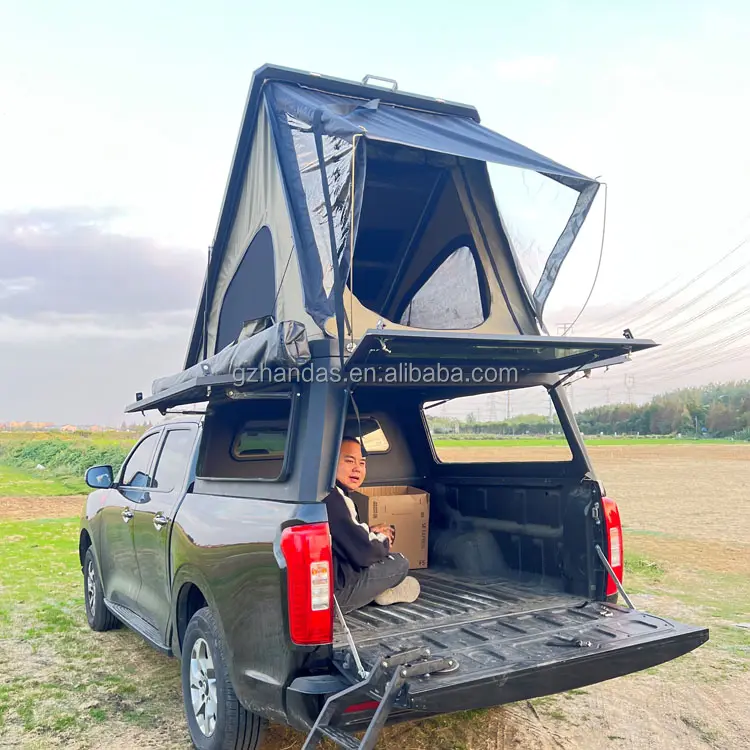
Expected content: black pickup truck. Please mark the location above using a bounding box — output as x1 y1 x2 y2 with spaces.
79 65 707 749
80 341 708 750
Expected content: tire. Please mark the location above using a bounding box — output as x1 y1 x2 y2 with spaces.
181 607 265 750
83 547 119 632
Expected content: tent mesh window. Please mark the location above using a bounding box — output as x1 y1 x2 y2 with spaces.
287 114 354 298
399 245 485 329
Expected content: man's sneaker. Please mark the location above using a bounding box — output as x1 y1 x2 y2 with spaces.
373 576 421 606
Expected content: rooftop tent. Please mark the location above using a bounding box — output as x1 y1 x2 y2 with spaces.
184 65 600 369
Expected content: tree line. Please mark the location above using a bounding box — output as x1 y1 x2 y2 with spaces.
575 381 750 438
426 381 750 439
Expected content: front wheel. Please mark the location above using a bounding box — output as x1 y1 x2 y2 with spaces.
83 548 119 632
181 607 265 750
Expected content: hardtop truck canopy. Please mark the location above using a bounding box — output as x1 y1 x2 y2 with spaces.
183 64 601 370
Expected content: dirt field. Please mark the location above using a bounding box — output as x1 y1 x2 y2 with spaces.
0 495 83 521
1 444 749 749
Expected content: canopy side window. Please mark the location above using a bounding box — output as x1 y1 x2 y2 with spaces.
398 242 488 330
198 393 296 482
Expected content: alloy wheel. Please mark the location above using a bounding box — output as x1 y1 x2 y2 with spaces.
86 560 97 617
190 637 217 736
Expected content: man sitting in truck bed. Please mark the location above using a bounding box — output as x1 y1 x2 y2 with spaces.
324 436 421 613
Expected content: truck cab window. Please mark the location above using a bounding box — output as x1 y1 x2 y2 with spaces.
120 432 159 487
153 429 195 492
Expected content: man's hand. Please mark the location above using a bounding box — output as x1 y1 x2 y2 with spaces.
371 524 395 544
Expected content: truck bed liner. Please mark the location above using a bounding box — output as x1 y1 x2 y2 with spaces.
334 568 578 647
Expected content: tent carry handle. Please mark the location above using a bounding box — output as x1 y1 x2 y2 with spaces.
361 74 398 91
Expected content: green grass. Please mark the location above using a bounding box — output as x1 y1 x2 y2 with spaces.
624 553 666 583
0 431 135 497
0 516 189 747
622 544 750 660
0 464 86 496
0 431 738 498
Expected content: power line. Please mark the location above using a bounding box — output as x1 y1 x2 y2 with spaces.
593 235 750 337
637 262 750 336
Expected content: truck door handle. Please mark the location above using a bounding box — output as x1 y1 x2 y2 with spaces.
121 509 134 522
153 513 169 530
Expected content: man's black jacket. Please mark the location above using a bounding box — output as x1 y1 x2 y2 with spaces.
323 482 390 590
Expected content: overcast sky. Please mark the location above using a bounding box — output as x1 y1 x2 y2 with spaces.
2 1 749 424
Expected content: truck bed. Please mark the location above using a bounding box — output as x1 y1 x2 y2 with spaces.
334 568 581 648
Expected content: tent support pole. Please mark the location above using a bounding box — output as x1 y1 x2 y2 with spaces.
313 110 349 369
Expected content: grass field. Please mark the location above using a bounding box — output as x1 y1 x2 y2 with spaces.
0 431 741 496
0 464 84 496
1 443 749 749
0 431 136 496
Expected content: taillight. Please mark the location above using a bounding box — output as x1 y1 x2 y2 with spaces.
280 523 333 645
601 496 623 596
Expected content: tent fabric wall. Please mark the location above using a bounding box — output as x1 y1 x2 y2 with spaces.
205 105 321 358
398 245 485 329
381 171 472 315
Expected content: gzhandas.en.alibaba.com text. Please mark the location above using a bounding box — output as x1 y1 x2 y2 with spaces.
232 362 519 386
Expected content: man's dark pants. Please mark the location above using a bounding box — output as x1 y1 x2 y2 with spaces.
336 553 409 614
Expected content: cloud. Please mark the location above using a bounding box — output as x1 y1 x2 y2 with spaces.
0 207 207 422
493 56 559 84
0 311 194 344
0 277 37 299
0 208 205 319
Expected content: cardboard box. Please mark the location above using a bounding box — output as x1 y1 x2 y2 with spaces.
354 485 430 569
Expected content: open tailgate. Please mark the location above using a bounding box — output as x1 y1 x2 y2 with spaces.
335 599 707 716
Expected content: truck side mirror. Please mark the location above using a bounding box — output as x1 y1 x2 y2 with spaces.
85 465 114 489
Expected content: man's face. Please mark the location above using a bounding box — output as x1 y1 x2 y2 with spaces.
336 438 366 490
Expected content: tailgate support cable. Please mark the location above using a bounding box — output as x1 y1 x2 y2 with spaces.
594 544 635 609
334 596 367 679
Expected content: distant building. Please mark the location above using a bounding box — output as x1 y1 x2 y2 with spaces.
60 425 78 433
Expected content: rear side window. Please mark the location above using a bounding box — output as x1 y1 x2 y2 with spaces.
362 424 389 454
424 386 573 463
199 391 296 482
153 429 195 491
344 416 390 454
